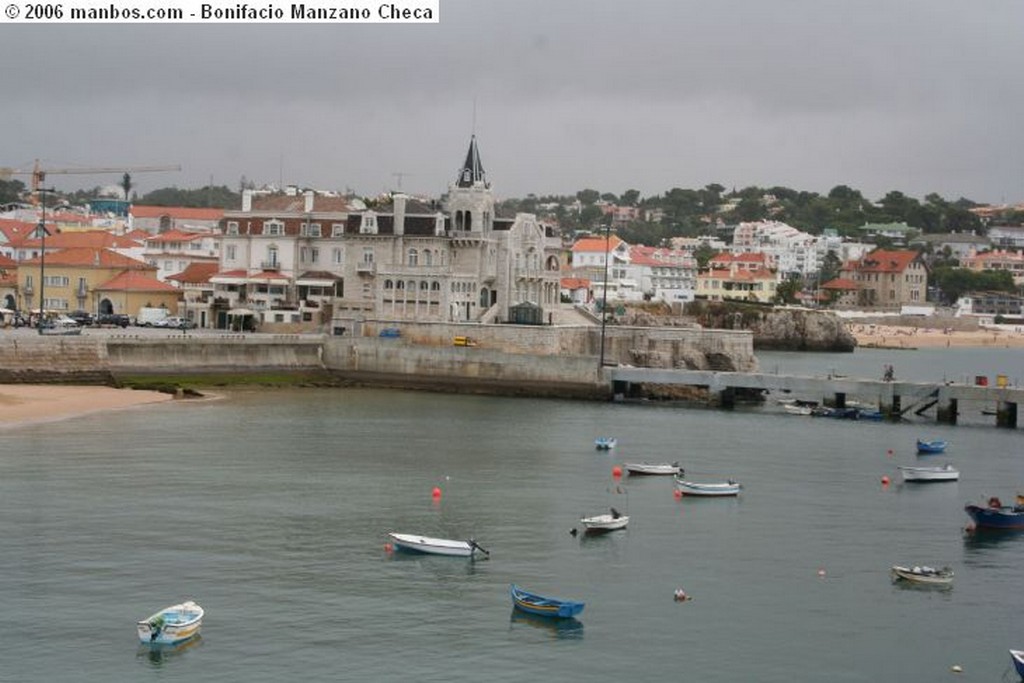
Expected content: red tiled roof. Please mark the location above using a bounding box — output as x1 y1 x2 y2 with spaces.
821 277 861 290
249 195 353 213
20 247 150 269
96 270 180 292
131 205 224 221
572 235 624 252
709 252 767 265
0 253 17 268
23 229 139 250
857 249 920 273
144 229 202 243
561 277 591 289
0 218 37 247
166 262 220 284
213 269 248 278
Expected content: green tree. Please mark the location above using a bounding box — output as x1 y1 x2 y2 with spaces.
774 276 803 305
576 189 600 205
693 243 719 270
930 267 1016 304
620 189 641 206
0 179 26 204
818 250 842 283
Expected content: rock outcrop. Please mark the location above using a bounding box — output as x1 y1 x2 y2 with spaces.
750 308 857 352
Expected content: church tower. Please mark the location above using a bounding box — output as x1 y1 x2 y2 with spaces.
447 135 494 233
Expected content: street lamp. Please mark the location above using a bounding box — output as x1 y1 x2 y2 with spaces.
598 222 611 370
36 187 54 335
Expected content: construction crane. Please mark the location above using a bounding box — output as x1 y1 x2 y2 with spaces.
0 159 181 202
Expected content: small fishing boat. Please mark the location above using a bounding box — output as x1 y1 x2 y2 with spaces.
624 462 681 476
594 437 617 450
510 584 584 619
783 404 813 416
674 477 742 497
916 439 948 454
579 508 629 534
387 532 489 557
964 496 1024 530
1010 650 1024 679
137 600 204 645
897 464 959 483
890 565 954 586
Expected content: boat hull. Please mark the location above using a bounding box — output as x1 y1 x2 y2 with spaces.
674 478 741 497
916 440 947 454
580 514 629 534
624 463 680 476
898 466 959 482
510 584 584 619
137 601 204 645
594 438 617 450
890 565 953 586
965 505 1024 530
388 532 476 557
1010 650 1024 679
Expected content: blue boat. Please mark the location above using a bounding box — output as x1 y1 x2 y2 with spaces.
510 584 584 619
594 437 617 450
1010 650 1024 679
965 496 1024 530
916 439 947 454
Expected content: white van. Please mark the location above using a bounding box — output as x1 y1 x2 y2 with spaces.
136 307 170 327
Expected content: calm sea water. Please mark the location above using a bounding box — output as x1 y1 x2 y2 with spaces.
0 348 1021 682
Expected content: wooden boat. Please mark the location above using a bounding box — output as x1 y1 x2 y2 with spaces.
964 496 1024 530
624 462 681 476
579 508 629 534
916 439 948 454
137 600 204 645
594 437 617 450
387 532 489 558
890 565 954 586
1010 650 1024 679
510 584 584 619
674 477 741 497
897 464 959 482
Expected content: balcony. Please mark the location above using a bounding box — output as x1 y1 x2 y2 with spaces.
357 262 376 275
260 261 281 271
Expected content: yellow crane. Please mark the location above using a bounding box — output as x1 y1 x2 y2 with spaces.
0 159 181 201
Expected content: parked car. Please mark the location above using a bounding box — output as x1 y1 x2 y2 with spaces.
153 316 196 329
96 313 131 328
67 310 94 326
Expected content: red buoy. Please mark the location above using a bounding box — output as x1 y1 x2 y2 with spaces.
881 475 890 486
612 465 623 478
886 449 894 457
673 489 683 500
431 486 442 500
384 542 393 553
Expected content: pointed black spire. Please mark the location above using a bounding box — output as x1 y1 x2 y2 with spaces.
456 135 486 188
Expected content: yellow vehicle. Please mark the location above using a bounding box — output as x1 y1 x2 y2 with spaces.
453 336 477 347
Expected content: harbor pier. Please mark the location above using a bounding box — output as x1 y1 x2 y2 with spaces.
608 367 1021 428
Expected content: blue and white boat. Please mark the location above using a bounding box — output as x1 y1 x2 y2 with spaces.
674 477 742 497
594 437 617 450
1010 650 1024 679
510 584 584 619
965 496 1024 530
137 600 204 645
387 532 489 558
916 439 947 454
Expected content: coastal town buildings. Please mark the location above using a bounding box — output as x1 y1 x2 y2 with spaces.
129 205 224 235
696 252 778 303
962 249 1024 285
142 230 221 283
836 249 928 310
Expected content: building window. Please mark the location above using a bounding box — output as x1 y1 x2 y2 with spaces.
226 221 239 235
332 248 343 264
331 223 345 237
300 247 309 262
362 247 374 264
267 246 279 268
264 220 284 236
227 245 236 261
301 222 322 237
408 248 418 266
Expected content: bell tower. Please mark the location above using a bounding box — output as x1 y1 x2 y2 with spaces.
447 135 494 233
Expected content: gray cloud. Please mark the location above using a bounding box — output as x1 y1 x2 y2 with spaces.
2 0 1023 204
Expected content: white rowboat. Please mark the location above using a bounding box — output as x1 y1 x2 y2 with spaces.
137 600 204 645
897 464 959 482
890 565 954 586
674 478 742 497
580 509 629 534
624 462 681 476
387 532 488 557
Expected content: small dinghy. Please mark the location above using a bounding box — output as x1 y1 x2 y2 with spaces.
674 477 742 497
137 600 204 645
897 464 959 482
579 507 629 534
387 532 489 558
510 584 584 619
624 462 681 476
890 565 954 586
594 437 617 450
916 439 948 454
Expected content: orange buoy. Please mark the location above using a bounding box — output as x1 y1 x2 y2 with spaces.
611 465 623 478
384 542 393 553
673 489 683 500
431 486 442 500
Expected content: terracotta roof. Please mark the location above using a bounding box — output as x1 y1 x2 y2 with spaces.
124 229 152 240
212 269 248 278
95 270 180 292
629 245 693 266
20 247 150 269
572 235 624 252
144 229 203 243
23 229 140 250
131 205 224 221
247 270 290 282
561 277 591 288
0 218 37 247
821 277 861 290
857 249 921 273
0 253 17 268
166 262 220 284
709 252 767 265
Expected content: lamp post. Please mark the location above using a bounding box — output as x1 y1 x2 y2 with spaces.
36 187 54 334
598 222 611 370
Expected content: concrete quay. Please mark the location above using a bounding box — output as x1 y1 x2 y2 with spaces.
608 367 1022 428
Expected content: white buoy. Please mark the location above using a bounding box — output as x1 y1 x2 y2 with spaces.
950 665 962 673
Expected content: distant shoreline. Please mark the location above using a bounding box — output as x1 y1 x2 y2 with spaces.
0 385 176 429
849 324 1024 350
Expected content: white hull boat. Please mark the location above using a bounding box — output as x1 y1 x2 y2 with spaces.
580 509 629 534
890 565 953 586
783 404 813 416
387 532 488 557
674 478 742 497
624 462 681 476
898 464 959 482
137 600 204 645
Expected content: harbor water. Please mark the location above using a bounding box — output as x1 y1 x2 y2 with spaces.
0 347 1021 682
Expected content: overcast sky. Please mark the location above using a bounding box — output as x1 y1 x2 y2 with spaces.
2 0 1023 205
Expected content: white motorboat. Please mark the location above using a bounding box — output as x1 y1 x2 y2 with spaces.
890 565 954 586
579 508 629 534
674 478 742 497
137 600 204 645
897 464 959 482
624 462 681 476
387 532 489 557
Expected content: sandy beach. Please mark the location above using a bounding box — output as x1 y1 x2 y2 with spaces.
849 324 1024 349
0 384 175 428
